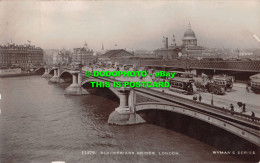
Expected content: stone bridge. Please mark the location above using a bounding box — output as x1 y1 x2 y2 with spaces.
41 66 260 147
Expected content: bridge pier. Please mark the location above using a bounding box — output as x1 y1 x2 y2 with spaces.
49 67 65 83
46 68 53 78
42 67 52 78
42 66 49 78
108 88 145 125
64 71 88 95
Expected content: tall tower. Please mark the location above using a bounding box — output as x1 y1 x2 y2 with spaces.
102 42 104 50
172 34 176 46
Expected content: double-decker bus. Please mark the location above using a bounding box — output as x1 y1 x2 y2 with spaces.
169 77 194 94
251 79 260 93
167 71 194 95
250 74 260 94
213 75 234 90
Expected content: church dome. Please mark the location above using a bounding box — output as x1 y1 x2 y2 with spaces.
182 23 197 46
183 29 196 38
183 23 196 40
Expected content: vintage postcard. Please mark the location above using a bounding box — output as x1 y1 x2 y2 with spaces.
0 0 259 162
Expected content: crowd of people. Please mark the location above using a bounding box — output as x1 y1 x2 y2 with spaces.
192 94 256 121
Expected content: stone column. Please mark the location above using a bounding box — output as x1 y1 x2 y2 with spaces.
57 68 60 77
54 69 57 77
115 89 131 113
42 66 49 78
78 72 82 86
64 71 88 95
72 73 77 86
108 88 145 125
49 67 64 83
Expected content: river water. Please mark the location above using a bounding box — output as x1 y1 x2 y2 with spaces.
0 76 244 162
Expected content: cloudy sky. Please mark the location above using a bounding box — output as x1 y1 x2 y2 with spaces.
0 0 259 51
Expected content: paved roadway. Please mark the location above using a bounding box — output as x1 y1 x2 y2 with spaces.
83 66 260 118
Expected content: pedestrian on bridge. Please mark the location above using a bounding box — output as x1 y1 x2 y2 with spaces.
230 104 234 111
230 104 235 115
199 94 202 102
251 112 255 121
242 103 246 113
246 85 249 92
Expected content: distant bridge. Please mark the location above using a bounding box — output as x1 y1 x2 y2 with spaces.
114 59 260 72
41 66 260 147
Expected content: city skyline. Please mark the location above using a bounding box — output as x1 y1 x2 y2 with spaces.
0 0 260 51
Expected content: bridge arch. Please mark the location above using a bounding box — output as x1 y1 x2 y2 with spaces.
81 78 120 99
49 69 55 75
136 102 260 147
34 67 45 74
59 71 73 83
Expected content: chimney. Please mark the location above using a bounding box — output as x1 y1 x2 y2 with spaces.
165 37 168 49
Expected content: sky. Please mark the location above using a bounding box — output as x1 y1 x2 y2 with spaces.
0 0 260 51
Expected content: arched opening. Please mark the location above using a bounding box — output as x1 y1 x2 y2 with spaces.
137 109 258 162
59 72 73 83
82 81 119 103
49 69 54 75
34 68 45 75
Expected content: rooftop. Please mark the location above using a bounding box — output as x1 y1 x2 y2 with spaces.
100 49 134 58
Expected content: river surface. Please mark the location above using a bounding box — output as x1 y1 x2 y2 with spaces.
0 76 243 162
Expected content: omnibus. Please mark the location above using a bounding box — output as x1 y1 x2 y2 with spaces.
251 79 260 93
213 75 234 90
169 77 194 95
250 74 260 93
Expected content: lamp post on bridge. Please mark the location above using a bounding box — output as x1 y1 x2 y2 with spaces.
211 91 214 105
211 77 214 105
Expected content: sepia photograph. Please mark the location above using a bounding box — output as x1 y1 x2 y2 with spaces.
0 0 259 162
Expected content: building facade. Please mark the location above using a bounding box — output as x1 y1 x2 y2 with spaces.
72 44 94 66
0 43 43 68
43 49 59 65
55 49 72 65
